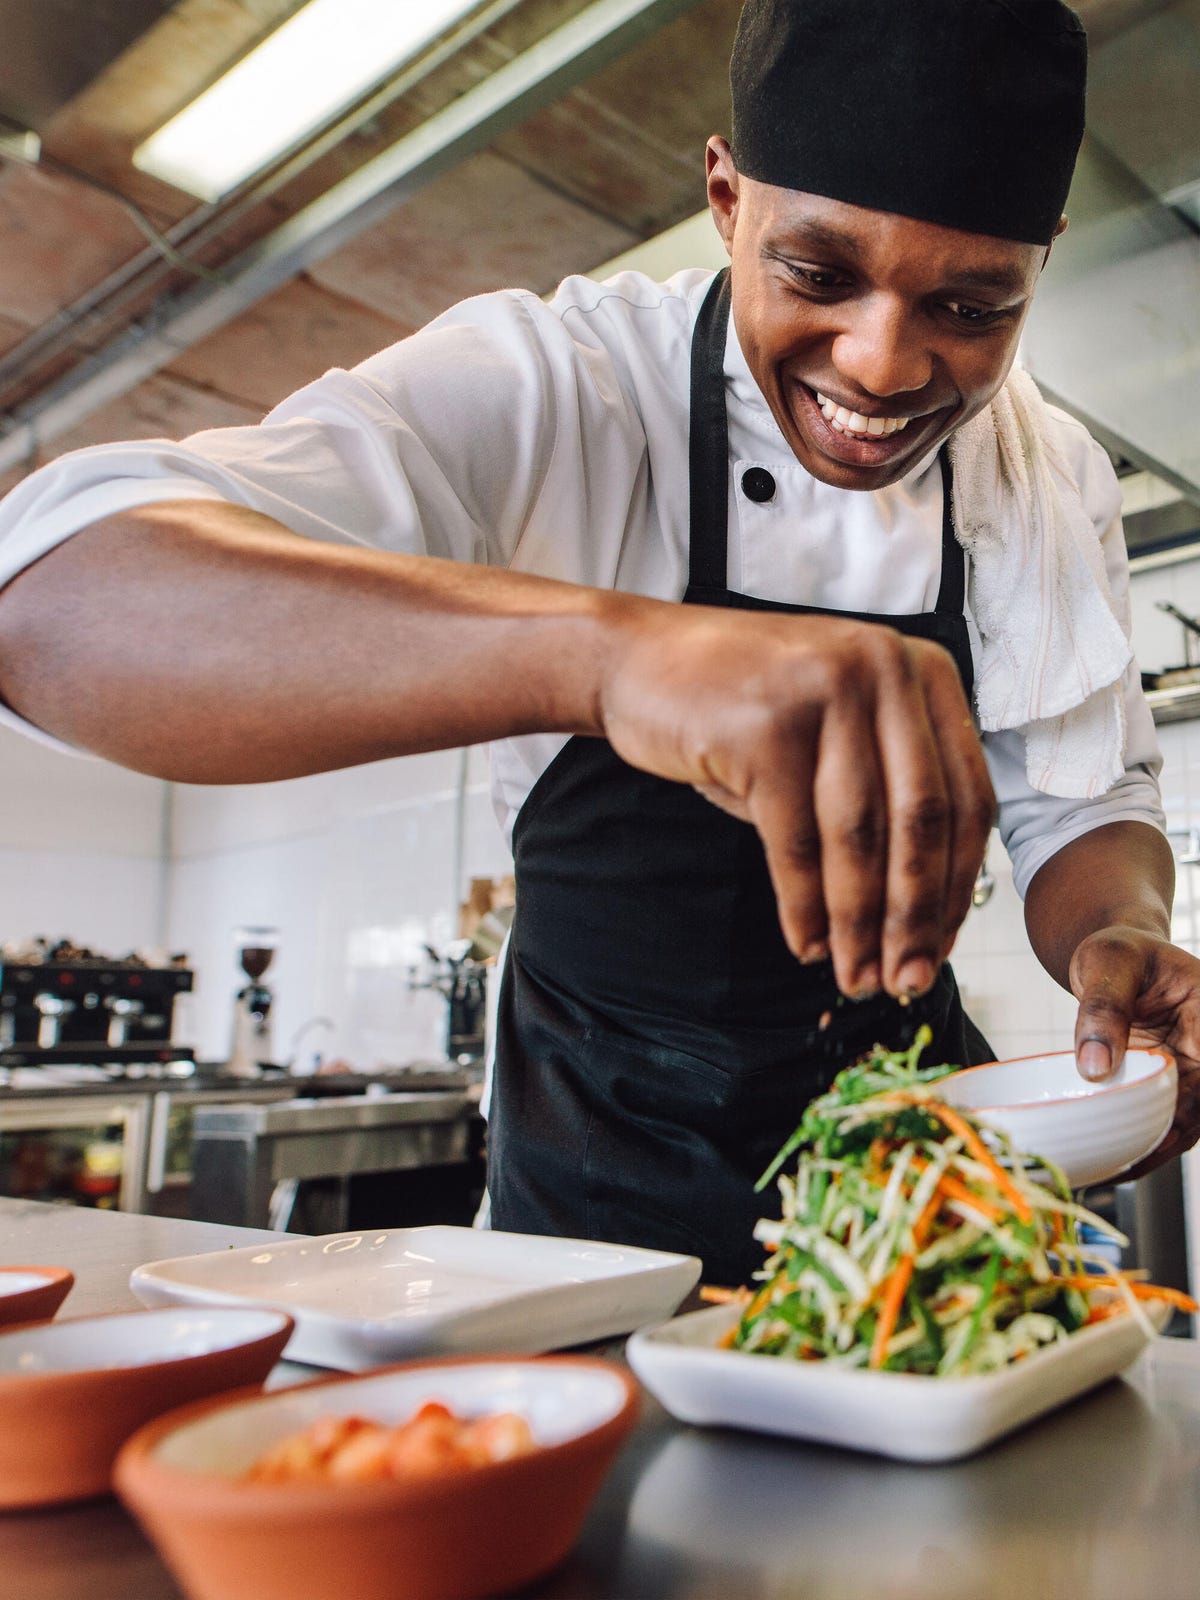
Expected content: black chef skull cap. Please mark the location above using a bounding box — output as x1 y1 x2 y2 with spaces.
729 0 1087 245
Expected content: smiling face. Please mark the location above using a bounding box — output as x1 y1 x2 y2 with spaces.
706 139 1056 491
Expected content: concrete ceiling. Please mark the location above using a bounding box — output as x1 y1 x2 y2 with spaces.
0 0 741 493
0 0 1195 559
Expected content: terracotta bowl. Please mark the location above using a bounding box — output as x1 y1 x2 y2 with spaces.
116 1355 640 1600
0 1265 74 1326
0 1305 293 1510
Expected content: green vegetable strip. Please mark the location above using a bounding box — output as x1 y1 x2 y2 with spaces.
733 1029 1131 1377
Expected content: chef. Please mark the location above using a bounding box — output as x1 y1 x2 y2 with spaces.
0 0 1196 1283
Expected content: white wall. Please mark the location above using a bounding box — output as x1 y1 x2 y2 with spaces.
0 720 514 1072
0 722 166 955
165 745 513 1067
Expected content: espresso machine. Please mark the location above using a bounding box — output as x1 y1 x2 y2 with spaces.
0 941 193 1072
226 927 278 1079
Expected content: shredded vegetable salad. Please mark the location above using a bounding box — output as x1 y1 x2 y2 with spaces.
718 1029 1196 1376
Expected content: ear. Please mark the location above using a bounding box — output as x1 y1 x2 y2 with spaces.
706 136 740 259
1041 214 1068 270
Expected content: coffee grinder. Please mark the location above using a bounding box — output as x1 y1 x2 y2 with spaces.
227 926 278 1078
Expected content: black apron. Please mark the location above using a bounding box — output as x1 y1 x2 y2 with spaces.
488 270 993 1286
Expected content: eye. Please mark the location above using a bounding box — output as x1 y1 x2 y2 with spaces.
944 301 1008 328
784 262 850 293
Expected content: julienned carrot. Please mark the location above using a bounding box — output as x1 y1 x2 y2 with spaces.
700 1284 752 1305
910 1157 1007 1224
867 1136 892 1173
938 1178 1007 1224
914 1186 945 1240
868 1185 943 1367
1083 1302 1125 1325
927 1105 1034 1223
744 1281 775 1320
884 1093 1033 1224
1054 1275 1199 1312
869 1252 915 1368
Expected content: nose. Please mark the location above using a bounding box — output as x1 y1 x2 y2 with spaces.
830 297 933 399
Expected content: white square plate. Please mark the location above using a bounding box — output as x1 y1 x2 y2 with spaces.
131 1225 700 1370
626 1300 1165 1462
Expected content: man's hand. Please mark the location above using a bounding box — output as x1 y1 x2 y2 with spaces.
1070 926 1200 1177
598 603 996 1001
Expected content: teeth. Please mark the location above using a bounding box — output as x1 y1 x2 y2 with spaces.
815 392 912 439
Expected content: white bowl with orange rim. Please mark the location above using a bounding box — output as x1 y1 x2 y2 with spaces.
941 1047 1176 1187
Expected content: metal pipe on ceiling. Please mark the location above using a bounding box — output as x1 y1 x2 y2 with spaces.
0 0 706 473
0 0 531 400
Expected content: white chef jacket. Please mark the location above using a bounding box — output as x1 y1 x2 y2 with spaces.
0 268 1163 897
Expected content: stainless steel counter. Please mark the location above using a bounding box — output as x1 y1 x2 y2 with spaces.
190 1090 478 1229
0 1072 479 1216
2 1198 1200 1600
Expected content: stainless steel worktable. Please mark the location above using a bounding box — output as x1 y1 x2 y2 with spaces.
2 1197 1200 1600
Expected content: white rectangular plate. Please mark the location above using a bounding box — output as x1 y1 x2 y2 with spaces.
131 1225 700 1371
626 1300 1165 1463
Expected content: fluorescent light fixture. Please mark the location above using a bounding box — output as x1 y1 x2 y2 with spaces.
133 0 480 202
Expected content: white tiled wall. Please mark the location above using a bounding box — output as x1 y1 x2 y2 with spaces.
950 848 1075 1063
1128 562 1200 677
0 723 167 953
0 721 513 1071
165 746 513 1067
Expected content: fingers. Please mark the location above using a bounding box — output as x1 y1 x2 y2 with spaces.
872 638 991 995
598 603 993 999
1116 1059 1200 1179
1069 931 1143 1081
749 720 831 968
1164 1058 1200 1160
812 701 889 995
752 631 990 1000
814 642 929 997
915 652 996 965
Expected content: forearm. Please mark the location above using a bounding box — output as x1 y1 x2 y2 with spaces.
0 500 635 782
1023 820 1174 989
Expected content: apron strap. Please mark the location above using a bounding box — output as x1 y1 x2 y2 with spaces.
932 447 965 617
687 268 734 597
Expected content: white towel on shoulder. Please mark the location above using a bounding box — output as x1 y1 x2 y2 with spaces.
948 367 1132 800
